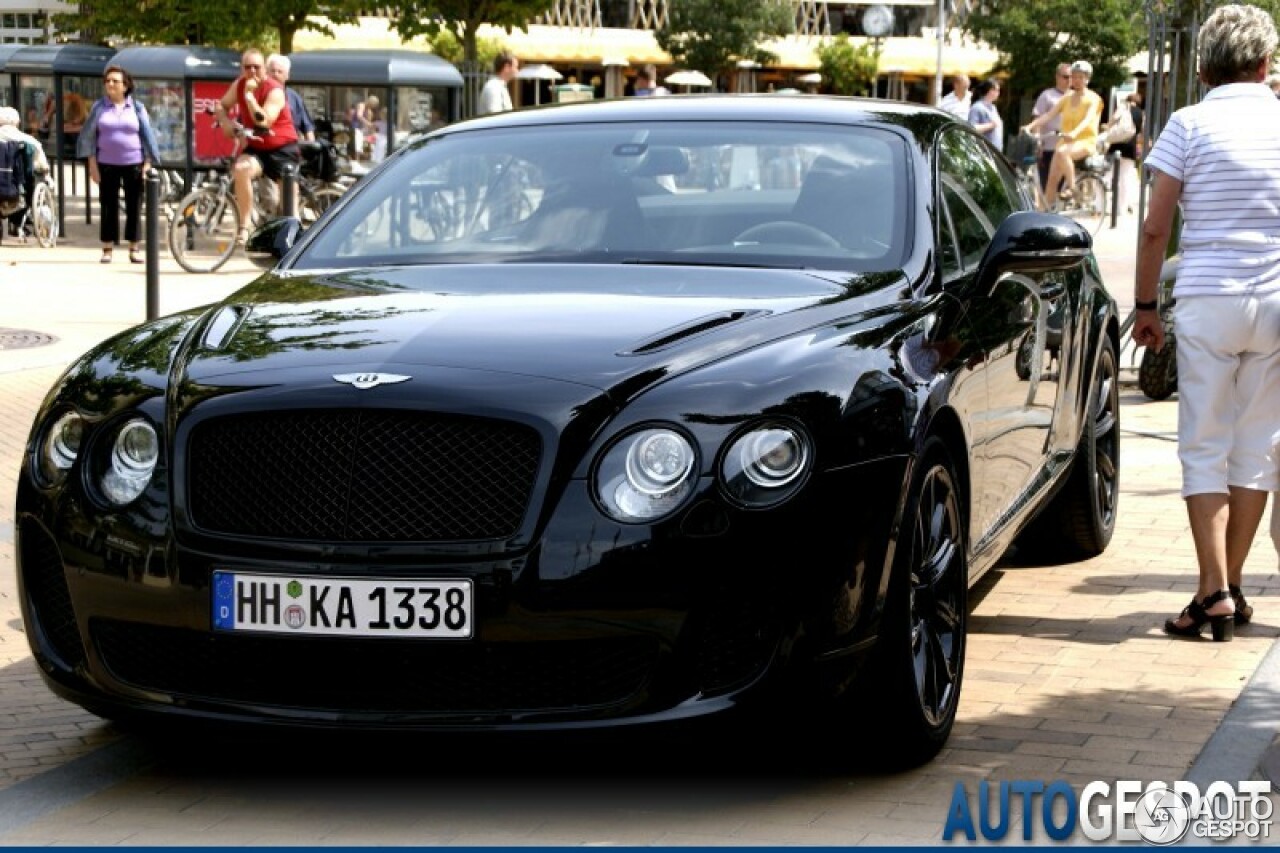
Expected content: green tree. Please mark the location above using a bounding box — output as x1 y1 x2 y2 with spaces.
962 0 1146 101
422 29 506 68
815 34 879 97
655 0 794 83
55 0 361 53
388 0 555 68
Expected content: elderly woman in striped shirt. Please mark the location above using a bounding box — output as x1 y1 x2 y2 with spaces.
1133 3 1280 642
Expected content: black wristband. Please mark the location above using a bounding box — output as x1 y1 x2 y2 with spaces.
1134 299 1158 311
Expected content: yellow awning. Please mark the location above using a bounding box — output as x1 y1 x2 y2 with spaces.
293 18 999 77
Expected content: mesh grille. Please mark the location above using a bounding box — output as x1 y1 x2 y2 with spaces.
18 520 86 668
188 411 541 542
93 620 657 714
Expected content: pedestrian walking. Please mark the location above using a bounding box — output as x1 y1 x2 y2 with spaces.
479 52 519 115
967 78 1003 150
939 74 972 119
1106 92 1144 213
76 64 162 264
1132 2 1280 641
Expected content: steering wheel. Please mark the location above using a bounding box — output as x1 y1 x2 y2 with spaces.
733 221 841 248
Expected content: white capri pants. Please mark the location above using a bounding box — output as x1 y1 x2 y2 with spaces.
1174 291 1280 498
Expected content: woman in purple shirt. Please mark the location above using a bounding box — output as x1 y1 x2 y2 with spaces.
76 65 162 264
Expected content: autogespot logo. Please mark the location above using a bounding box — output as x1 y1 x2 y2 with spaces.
943 779 1273 844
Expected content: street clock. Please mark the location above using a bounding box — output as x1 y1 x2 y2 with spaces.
861 4 894 38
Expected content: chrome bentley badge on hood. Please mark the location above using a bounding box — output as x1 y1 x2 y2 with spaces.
332 373 412 389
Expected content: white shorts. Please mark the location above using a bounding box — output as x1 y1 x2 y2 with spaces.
1174 292 1280 497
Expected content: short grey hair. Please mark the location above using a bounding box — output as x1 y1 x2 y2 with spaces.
266 53 290 73
1199 4 1278 87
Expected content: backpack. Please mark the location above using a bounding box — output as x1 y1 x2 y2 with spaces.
0 141 26 217
1106 105 1136 145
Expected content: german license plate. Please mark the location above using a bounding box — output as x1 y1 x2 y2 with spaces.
212 572 473 638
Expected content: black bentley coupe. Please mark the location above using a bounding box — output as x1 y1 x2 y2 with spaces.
17 96 1119 765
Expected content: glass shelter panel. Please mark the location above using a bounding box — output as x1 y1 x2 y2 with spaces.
134 79 187 165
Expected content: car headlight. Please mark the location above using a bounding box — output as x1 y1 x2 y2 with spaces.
39 411 85 485
595 427 697 522
100 419 159 506
721 425 810 507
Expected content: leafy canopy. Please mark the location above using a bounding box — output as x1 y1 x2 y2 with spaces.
389 0 555 68
55 0 363 53
962 0 1145 98
816 34 879 97
655 0 794 82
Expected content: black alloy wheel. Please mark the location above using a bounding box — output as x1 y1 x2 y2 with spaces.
854 436 967 769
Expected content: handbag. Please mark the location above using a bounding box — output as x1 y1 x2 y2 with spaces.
1106 106 1136 145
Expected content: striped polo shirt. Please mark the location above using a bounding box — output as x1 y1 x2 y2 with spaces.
1144 82 1280 298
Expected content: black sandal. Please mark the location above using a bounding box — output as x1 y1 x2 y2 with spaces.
1229 584 1253 626
1164 589 1234 641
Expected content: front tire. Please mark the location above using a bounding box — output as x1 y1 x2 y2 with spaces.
169 188 240 274
1138 332 1177 401
854 437 968 769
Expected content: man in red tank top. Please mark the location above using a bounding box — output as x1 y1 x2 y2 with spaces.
215 48 301 245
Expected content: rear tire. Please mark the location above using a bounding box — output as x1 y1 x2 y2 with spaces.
1024 337 1120 560
300 186 344 226
1069 175 1108 233
169 188 240 274
848 436 968 769
1138 332 1177 401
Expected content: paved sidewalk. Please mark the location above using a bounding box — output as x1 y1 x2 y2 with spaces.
0 206 1276 845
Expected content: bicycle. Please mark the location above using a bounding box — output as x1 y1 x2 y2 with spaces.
1010 132 1108 233
169 116 346 273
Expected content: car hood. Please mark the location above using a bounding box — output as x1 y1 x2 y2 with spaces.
186 264 906 398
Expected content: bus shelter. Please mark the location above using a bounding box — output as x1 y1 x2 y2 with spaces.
286 49 462 166
6 43 115 230
112 46 241 189
0 46 24 109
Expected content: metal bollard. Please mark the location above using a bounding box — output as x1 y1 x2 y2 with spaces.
281 163 297 218
1110 154 1121 230
145 169 160 321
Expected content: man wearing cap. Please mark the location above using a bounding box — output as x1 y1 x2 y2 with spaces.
1021 60 1103 207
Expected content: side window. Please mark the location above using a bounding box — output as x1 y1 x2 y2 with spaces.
937 129 1018 271
937 193 963 280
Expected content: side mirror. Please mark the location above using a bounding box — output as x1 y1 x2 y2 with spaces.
976 211 1091 290
245 217 302 270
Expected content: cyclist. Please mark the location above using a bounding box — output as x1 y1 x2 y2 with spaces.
214 48 300 245
1021 60 1103 208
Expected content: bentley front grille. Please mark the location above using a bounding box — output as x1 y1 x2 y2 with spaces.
188 411 541 542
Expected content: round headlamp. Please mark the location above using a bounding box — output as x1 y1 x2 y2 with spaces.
722 424 810 507
596 427 698 522
101 419 159 505
39 411 85 485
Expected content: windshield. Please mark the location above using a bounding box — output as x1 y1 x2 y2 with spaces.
293 120 911 273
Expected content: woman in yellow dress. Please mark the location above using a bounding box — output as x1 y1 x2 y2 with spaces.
1022 60 1103 207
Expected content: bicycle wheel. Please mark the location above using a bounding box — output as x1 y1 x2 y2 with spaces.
31 183 58 248
169 188 240 274
300 186 344 226
1067 175 1108 233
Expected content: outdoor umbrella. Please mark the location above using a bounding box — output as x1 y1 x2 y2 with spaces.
665 70 712 92
517 64 563 105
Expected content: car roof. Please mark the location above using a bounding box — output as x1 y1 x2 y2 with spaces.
441 94 960 142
